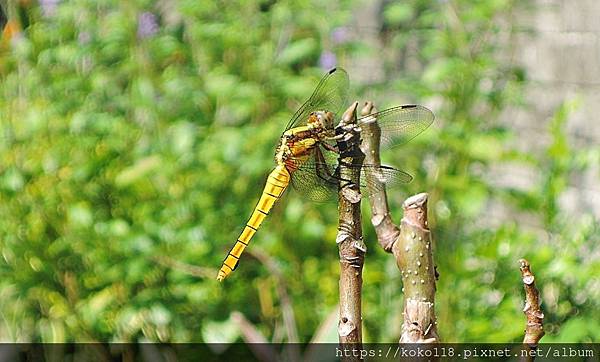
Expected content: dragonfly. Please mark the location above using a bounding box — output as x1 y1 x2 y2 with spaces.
217 68 434 281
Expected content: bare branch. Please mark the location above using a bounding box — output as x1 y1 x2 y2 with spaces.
335 101 365 351
231 312 277 362
393 193 439 343
247 248 301 362
359 102 439 342
519 259 545 345
304 305 340 361
247 249 299 343
359 101 400 252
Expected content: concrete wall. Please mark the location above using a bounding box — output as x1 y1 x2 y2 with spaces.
346 0 600 225
506 0 600 218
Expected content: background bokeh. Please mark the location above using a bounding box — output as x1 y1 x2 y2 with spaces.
0 0 598 344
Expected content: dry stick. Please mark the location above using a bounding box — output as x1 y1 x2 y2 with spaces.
359 102 439 343
336 101 366 347
231 312 278 362
519 259 545 346
247 249 299 343
152 255 215 279
247 249 301 362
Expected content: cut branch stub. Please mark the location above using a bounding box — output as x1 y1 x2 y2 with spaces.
393 193 439 343
335 101 365 349
519 259 545 345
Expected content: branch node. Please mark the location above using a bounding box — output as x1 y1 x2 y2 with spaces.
342 187 361 203
336 232 351 245
352 238 367 253
338 319 356 337
371 213 385 227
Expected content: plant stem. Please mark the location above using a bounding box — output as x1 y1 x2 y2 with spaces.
248 248 299 344
359 102 401 252
335 101 365 349
393 193 439 342
359 101 439 342
519 259 545 346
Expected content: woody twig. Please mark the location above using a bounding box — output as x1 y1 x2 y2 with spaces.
519 259 544 356
335 101 366 352
359 102 439 343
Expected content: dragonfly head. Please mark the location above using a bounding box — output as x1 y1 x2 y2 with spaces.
308 111 335 132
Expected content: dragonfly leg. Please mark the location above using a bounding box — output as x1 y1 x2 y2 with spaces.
335 160 357 189
314 148 353 189
321 142 339 153
316 162 354 191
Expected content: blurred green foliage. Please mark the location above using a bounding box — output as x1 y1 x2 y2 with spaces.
0 0 598 344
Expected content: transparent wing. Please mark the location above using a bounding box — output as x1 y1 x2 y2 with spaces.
284 68 350 131
290 147 413 202
357 105 434 149
357 164 413 197
290 152 339 203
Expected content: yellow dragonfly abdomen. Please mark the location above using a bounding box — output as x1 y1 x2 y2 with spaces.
216 164 290 281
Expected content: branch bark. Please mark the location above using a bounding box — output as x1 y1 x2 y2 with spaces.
359 101 439 343
359 102 400 252
335 101 366 350
394 193 438 342
519 259 545 345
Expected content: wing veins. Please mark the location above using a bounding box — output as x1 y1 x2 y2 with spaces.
284 68 349 131
357 104 434 148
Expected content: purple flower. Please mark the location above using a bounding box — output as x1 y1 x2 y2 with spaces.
331 27 350 45
319 51 337 70
137 12 158 39
40 0 59 17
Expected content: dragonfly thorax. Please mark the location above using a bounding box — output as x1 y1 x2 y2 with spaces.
274 110 336 165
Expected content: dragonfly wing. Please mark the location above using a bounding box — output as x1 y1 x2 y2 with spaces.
358 164 413 197
357 105 434 149
291 162 339 203
292 160 412 202
332 162 413 197
290 146 339 202
284 68 350 131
